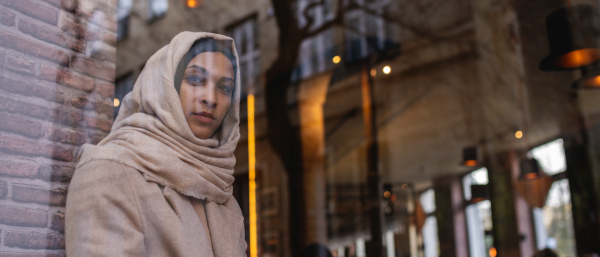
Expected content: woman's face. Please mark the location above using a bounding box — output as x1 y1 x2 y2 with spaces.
179 51 234 139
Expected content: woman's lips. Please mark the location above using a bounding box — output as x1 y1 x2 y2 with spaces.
192 111 215 123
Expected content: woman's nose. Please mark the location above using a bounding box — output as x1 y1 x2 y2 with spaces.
200 84 217 108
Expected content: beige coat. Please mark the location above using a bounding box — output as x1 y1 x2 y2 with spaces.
65 32 247 256
66 160 246 256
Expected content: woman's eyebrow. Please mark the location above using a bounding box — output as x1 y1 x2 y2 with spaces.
185 65 208 74
218 77 234 84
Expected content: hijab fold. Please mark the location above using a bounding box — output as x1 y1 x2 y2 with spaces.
77 32 241 204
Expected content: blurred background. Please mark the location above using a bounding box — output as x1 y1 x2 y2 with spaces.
1 0 600 256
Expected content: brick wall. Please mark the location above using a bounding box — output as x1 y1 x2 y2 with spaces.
0 0 116 255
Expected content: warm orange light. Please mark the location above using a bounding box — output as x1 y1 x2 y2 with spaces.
370 68 376 77
525 172 539 180
247 94 257 257
113 98 120 107
489 247 497 257
472 197 486 204
383 65 391 74
187 0 198 8
582 75 600 87
332 56 341 64
383 191 391 198
553 48 600 69
390 194 396 202
464 160 478 167
515 131 523 139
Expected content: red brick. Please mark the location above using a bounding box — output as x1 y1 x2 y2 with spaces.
52 107 83 127
18 18 85 52
38 164 74 182
58 12 85 38
60 0 77 12
0 30 69 66
92 99 113 116
0 112 43 138
70 94 88 109
44 0 61 7
12 184 67 207
50 144 73 162
50 212 65 233
0 181 7 199
50 127 85 145
4 231 65 249
0 75 64 104
0 135 73 162
88 11 116 32
4 54 35 75
90 41 116 63
84 116 112 132
88 131 107 145
72 57 115 82
0 205 47 227
0 9 15 26
0 0 59 25
0 159 39 178
97 81 114 97
0 253 60 257
39 65 95 92
102 30 116 47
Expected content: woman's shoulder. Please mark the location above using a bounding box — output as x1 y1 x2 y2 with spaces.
70 159 144 194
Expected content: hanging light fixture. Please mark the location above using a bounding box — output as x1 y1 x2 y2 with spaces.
539 4 600 71
519 157 544 180
470 184 489 203
462 146 480 167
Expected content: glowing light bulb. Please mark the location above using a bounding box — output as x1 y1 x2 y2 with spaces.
187 0 198 8
383 191 391 198
332 56 341 64
383 65 391 74
114 98 120 107
515 131 523 139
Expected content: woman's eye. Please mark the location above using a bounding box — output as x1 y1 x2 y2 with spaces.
218 84 233 94
185 75 205 85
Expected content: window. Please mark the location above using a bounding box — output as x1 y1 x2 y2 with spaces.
227 16 260 97
147 0 168 22
419 189 439 257
294 0 335 79
463 168 493 257
117 0 132 41
530 139 575 256
343 0 391 62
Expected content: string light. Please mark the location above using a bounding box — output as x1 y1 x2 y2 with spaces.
332 56 341 64
515 130 523 139
370 68 376 77
113 98 120 107
187 0 198 8
383 65 391 74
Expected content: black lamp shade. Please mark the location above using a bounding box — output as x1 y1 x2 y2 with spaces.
470 184 488 203
540 5 600 71
519 158 544 180
462 146 480 167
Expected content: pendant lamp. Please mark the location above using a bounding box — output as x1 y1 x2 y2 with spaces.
519 157 544 180
462 146 480 167
539 5 600 71
470 184 489 204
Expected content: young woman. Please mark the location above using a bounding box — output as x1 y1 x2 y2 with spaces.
65 32 246 256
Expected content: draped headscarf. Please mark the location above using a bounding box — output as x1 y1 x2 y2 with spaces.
77 31 241 204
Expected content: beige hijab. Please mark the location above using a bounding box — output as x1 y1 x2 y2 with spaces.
77 32 241 204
